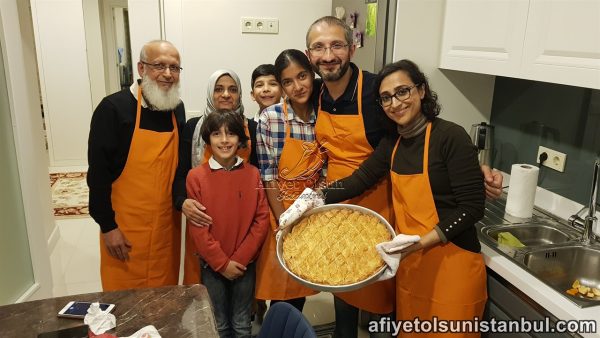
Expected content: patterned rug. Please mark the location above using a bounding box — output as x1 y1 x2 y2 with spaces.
49 172 89 218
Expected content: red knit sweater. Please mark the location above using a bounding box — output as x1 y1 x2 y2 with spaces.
186 162 270 272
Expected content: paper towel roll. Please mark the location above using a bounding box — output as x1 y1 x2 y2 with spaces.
505 164 539 218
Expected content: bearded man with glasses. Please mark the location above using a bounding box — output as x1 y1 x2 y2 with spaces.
87 40 186 291
304 16 504 338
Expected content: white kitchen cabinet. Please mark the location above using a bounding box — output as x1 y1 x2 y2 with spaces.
440 0 529 77
522 0 600 89
440 0 600 90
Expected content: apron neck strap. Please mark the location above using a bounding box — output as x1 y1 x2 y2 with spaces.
356 69 363 116
391 122 433 172
423 122 432 170
317 69 364 116
135 85 143 130
283 100 291 138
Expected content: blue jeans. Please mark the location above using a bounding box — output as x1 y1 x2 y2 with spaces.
201 260 255 338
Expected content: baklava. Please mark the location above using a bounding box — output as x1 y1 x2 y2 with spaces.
282 208 391 286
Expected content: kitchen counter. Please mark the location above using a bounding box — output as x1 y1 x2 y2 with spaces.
480 198 600 337
482 243 600 337
0 284 219 338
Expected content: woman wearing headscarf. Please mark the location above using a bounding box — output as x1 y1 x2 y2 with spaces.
173 69 259 284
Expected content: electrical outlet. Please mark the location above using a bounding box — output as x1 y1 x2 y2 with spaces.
241 17 255 33
241 17 278 34
537 146 567 172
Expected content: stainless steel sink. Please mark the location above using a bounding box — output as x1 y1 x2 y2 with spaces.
480 223 577 254
523 245 600 306
477 197 600 307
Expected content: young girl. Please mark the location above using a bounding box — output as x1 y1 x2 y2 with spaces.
250 64 283 121
255 49 326 311
186 110 269 337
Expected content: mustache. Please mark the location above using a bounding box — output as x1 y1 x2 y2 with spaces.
317 60 341 66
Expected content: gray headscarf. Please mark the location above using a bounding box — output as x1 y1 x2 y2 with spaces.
204 69 244 115
191 69 245 167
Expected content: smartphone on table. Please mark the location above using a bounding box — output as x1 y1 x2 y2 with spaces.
57 301 115 319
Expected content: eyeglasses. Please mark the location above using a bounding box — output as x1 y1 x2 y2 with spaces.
307 43 350 56
377 84 421 107
141 61 182 73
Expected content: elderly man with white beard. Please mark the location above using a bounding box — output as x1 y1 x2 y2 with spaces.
87 40 186 291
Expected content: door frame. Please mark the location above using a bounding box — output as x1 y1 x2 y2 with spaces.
102 0 129 94
1 0 54 302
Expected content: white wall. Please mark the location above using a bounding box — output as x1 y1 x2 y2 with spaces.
29 0 330 168
393 0 495 130
163 0 332 118
1 0 54 301
128 0 162 70
31 0 94 168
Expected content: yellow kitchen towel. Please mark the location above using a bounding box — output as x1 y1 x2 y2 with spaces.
497 232 526 248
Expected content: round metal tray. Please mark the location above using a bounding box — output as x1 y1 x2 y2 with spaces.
276 204 396 292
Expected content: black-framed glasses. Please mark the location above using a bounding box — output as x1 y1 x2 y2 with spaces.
307 43 350 56
377 84 421 107
141 61 182 73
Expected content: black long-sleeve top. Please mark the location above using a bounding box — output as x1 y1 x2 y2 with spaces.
172 116 258 211
87 88 186 233
323 118 485 253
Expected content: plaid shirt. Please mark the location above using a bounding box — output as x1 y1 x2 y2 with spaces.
256 99 322 181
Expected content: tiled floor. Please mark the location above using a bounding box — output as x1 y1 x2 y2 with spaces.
51 217 102 297
51 216 369 337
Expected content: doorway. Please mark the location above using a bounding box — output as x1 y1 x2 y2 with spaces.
0 36 35 305
101 0 133 93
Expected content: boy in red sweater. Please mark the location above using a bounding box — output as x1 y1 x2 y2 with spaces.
186 110 269 337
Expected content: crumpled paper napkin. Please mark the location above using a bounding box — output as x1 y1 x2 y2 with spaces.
120 325 162 338
375 234 421 280
84 302 116 335
277 188 324 239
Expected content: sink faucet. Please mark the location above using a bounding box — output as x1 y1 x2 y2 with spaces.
569 158 599 244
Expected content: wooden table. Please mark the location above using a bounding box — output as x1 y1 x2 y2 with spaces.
0 284 219 337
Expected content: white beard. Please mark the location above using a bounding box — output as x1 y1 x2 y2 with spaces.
141 75 181 111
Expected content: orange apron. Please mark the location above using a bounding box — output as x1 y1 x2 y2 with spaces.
182 122 252 285
100 86 181 291
255 101 322 300
391 123 487 337
315 69 394 314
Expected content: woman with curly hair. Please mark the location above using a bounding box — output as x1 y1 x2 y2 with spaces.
320 59 487 337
